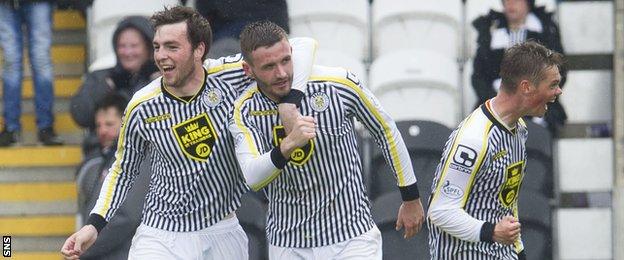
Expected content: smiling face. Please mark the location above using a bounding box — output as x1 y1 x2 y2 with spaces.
242 39 293 102
152 21 204 89
117 28 150 74
525 65 562 117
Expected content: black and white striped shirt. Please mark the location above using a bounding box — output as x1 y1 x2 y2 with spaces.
230 66 417 247
91 72 248 232
427 99 527 259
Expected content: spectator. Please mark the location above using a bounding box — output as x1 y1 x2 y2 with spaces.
75 93 150 260
194 0 289 58
70 15 158 156
471 0 567 136
0 0 63 146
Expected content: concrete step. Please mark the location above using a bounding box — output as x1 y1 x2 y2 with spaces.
0 61 85 78
0 182 76 202
0 146 81 167
53 10 86 30
0 77 81 99
0 215 74 236
0 44 85 65
0 99 71 115
18 132 84 146
0 167 75 183
0 112 81 134
0 201 76 216
11 236 67 253
52 30 86 45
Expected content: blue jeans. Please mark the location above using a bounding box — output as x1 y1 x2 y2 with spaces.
0 2 54 131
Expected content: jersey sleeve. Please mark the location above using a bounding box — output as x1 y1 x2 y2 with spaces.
427 118 492 243
289 37 317 93
229 88 286 191
337 71 419 200
87 102 149 232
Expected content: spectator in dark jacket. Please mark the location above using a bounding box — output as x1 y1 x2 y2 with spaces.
472 0 567 136
70 15 159 156
76 93 151 260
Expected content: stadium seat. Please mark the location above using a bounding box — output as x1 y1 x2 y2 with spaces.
88 0 180 62
314 49 368 86
371 191 431 260
370 50 460 127
236 193 268 260
287 0 369 60
559 70 612 124
557 208 612 259
373 0 460 58
559 1 613 54
88 53 116 72
368 120 451 201
556 138 613 193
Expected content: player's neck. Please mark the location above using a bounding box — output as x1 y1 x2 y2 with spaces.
166 63 205 97
490 95 522 128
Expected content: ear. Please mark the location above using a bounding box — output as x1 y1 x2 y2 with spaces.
519 79 533 95
242 61 254 78
194 42 206 60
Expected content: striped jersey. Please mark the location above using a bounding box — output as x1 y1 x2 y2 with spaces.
427 100 528 259
90 71 248 232
230 66 417 247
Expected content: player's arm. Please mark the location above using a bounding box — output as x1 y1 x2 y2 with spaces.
337 71 424 238
278 37 317 133
61 104 147 259
229 92 316 191
427 125 520 244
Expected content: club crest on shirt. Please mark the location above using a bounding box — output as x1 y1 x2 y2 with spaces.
202 88 223 108
273 125 314 166
309 92 329 112
172 113 218 161
499 161 525 208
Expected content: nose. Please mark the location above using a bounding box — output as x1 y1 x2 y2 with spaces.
154 48 166 62
275 64 287 78
555 86 563 96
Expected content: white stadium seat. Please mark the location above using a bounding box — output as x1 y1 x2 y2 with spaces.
370 50 459 127
556 138 613 193
559 1 613 54
287 0 369 60
88 53 117 72
314 49 367 86
559 70 612 124
557 208 612 259
88 0 181 63
373 0 460 59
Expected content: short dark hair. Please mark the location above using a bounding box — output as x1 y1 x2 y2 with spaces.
239 20 288 64
499 41 564 92
95 93 128 117
150 6 212 60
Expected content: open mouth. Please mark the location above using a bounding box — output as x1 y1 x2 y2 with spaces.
161 64 175 73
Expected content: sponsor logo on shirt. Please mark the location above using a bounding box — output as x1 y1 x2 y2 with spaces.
172 113 218 161
499 161 525 207
441 181 464 199
144 113 172 124
273 125 314 166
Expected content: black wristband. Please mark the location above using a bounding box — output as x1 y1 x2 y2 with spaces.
279 89 304 107
480 222 495 243
398 182 420 201
270 147 289 169
86 214 107 234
